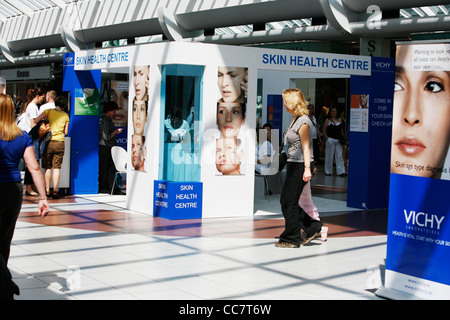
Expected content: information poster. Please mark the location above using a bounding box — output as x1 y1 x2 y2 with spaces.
380 42 450 299
350 94 369 132
74 88 100 115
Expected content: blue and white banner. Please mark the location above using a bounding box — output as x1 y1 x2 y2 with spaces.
381 42 450 299
74 47 134 70
386 174 450 298
258 49 371 76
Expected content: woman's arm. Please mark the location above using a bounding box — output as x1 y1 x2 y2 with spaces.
33 110 47 126
23 146 49 217
299 124 312 182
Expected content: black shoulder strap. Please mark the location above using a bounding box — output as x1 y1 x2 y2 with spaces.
289 116 300 129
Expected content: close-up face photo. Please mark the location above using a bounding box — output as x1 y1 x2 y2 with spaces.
132 99 148 135
216 102 245 138
133 65 150 101
360 95 368 108
131 134 146 171
215 137 241 175
110 81 129 127
217 66 248 103
391 45 450 179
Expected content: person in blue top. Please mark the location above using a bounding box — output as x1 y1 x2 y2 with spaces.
0 94 49 300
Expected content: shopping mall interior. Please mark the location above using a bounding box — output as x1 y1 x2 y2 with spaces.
0 0 449 301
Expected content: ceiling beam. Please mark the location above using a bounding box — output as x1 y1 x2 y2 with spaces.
4 0 34 17
50 0 68 9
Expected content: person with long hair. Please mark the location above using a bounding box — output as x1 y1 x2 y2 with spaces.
0 94 49 300
17 87 46 133
276 88 323 248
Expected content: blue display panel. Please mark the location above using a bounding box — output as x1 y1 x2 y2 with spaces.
387 174 450 286
153 180 203 220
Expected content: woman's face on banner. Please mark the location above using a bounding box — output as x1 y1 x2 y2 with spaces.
217 102 245 138
217 66 247 103
215 137 241 175
110 82 128 127
392 45 450 178
132 99 147 135
133 66 149 101
131 135 145 171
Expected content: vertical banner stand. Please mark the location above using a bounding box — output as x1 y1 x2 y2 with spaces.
376 41 450 300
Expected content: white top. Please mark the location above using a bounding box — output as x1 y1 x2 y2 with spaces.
39 102 55 114
255 140 275 175
17 102 39 133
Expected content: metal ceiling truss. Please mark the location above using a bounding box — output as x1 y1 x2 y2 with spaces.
0 0 449 64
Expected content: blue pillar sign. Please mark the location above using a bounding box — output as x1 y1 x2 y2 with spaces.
153 180 203 220
347 57 394 209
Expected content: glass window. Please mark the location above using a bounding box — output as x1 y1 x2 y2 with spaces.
160 65 203 182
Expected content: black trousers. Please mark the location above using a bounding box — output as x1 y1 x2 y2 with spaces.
279 162 322 246
98 145 118 193
0 182 22 299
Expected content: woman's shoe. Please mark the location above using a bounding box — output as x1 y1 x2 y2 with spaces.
301 231 320 245
25 191 38 196
275 241 299 248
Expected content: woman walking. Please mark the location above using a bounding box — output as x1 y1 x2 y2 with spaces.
0 94 49 299
276 88 323 248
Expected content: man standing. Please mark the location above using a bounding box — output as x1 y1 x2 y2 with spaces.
39 90 57 114
98 101 123 194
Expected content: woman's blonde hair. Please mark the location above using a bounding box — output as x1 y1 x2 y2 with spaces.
282 88 308 116
0 94 23 141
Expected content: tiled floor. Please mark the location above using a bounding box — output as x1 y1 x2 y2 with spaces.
9 170 388 300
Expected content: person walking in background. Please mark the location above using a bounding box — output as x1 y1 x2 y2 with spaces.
276 88 323 248
98 101 123 194
0 94 49 300
323 106 346 176
35 96 70 199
